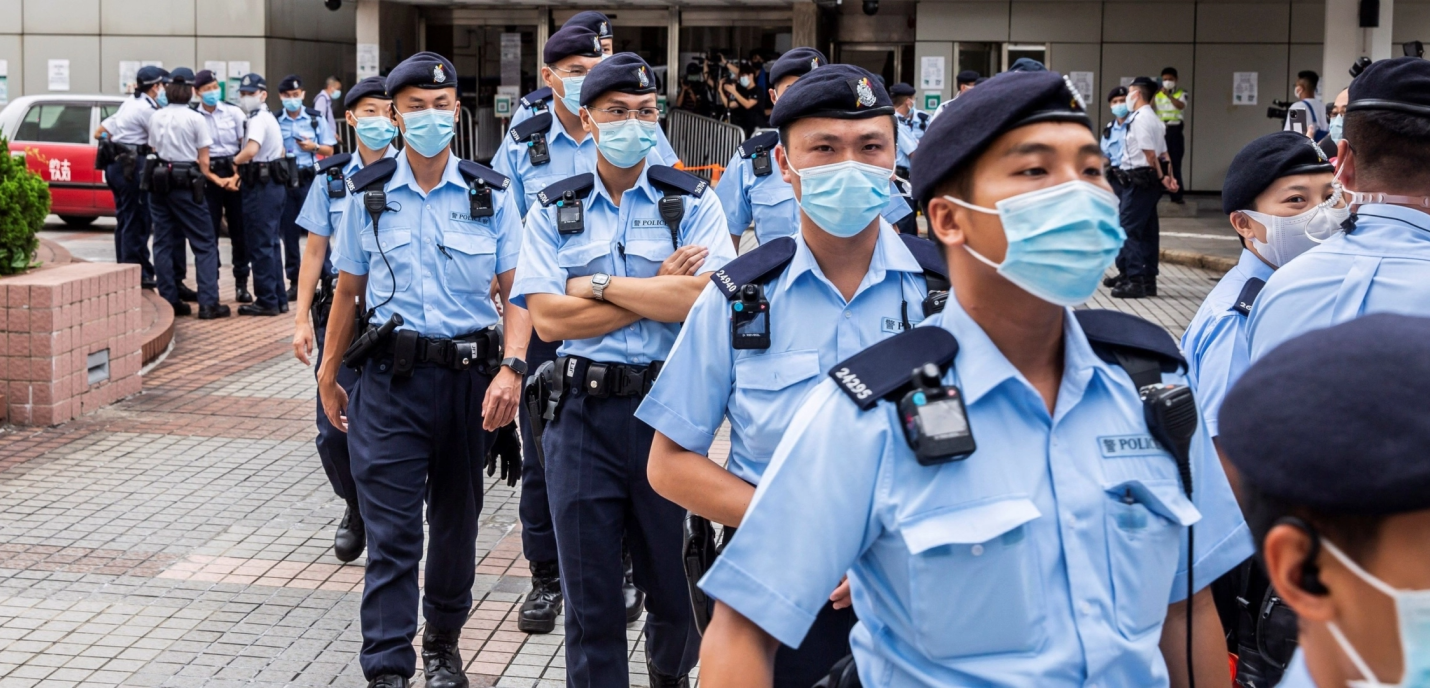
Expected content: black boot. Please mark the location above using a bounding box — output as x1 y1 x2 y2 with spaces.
334 500 365 563
518 560 562 634
170 300 192 317
177 284 199 302
1102 272 1127 288
421 626 468 688
367 675 408 688
1111 279 1155 299
647 656 690 688
287 283 299 302
235 278 253 303
197 304 231 320
623 547 645 625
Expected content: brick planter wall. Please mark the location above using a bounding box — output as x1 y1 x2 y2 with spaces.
1 263 144 426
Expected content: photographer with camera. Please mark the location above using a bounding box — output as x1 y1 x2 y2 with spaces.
722 60 764 135
677 59 719 118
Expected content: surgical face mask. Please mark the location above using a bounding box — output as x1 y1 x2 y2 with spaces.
786 159 894 238
157 90 169 107
355 116 398 151
591 116 660 169
739 76 752 88
1239 197 1350 267
1163 79 1176 91
200 90 220 107
331 89 342 100
397 107 456 158
559 75 585 115
282 97 303 112
1111 103 1130 119
1322 539 1430 688
1329 114 1346 143
946 181 1126 306
239 94 261 113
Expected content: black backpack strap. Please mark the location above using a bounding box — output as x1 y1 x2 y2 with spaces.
736 130 780 159
897 234 950 294
536 173 596 207
1232 277 1266 316
830 328 960 410
521 87 553 111
316 152 352 174
647 165 709 249
1074 309 1186 390
510 112 554 143
709 237 798 300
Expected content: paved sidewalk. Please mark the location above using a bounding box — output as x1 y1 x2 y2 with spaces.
0 235 1222 687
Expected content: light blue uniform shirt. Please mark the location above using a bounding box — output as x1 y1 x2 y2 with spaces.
701 299 1253 687
509 101 681 164
636 223 929 485
279 107 338 168
511 158 738 365
895 124 918 170
896 111 929 145
1276 650 1318 688
297 147 400 240
1179 249 1272 438
714 153 914 243
1101 119 1128 169
332 152 523 338
491 111 600 219
1248 205 1430 361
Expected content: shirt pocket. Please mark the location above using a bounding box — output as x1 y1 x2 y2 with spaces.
731 350 822 459
523 175 560 217
624 233 676 276
441 232 497 295
898 497 1046 660
359 228 415 295
556 239 611 278
1103 478 1201 639
750 184 794 233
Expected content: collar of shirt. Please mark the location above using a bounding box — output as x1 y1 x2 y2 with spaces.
281 109 308 121
1233 246 1275 284
781 221 921 300
387 150 466 198
1355 202 1430 234
547 110 589 148
346 145 400 176
587 158 663 210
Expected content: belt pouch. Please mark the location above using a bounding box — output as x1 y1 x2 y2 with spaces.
152 164 171 195
392 330 419 378
584 363 611 398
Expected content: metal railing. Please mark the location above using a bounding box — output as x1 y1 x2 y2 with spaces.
332 105 500 163
666 109 745 184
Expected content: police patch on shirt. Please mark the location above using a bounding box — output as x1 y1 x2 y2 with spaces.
881 317 919 334
1098 434 1166 458
631 219 666 228
450 211 491 224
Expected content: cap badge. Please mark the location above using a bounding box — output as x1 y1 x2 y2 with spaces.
637 66 650 88
811 57 820 71
433 64 447 83
593 36 602 52
599 21 608 35
854 77 877 108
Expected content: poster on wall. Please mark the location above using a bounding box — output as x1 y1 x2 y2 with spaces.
1068 71 1095 106
119 61 139 95
357 44 379 80
1233 72 1258 105
500 33 521 88
228 61 251 103
1120 76 1135 87
920 56 945 91
0 60 8 104
48 59 70 91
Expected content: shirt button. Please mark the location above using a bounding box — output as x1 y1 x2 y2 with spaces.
1081 602 1094 615
970 544 984 556
843 311 852 319
1066 514 1078 527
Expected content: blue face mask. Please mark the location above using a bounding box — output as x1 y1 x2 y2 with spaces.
398 108 456 158
592 117 659 168
331 89 342 101
200 90 221 107
1329 114 1345 143
1111 103 1129 119
947 181 1126 306
282 97 303 112
788 159 894 238
355 116 398 151
156 90 169 107
559 76 585 115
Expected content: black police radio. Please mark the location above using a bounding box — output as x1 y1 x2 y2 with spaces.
556 190 585 234
730 284 770 350
898 363 976 465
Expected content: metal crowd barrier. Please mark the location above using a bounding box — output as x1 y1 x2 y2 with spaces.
666 109 746 184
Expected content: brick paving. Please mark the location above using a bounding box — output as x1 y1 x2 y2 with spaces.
0 231 1222 687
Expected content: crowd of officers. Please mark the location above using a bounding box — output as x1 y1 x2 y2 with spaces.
100 16 1430 686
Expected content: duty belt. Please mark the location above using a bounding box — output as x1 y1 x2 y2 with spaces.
558 356 663 398
378 330 500 372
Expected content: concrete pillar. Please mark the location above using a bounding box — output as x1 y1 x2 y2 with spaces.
536 7 550 74
793 0 819 48
1322 0 1395 98
668 7 681 101
356 0 380 45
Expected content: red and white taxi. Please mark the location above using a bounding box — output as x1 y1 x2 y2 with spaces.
0 94 128 227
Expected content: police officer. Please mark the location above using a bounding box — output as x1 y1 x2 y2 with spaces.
233 73 290 317
638 64 947 688
567 10 614 55
715 48 914 248
696 70 1251 688
194 69 252 303
95 65 166 289
292 76 398 565
1248 58 1430 361
1101 86 1129 198
889 82 924 233
929 70 981 121
277 74 338 301
513 52 738 687
318 52 529 688
1219 313 1430 688
1156 68 1189 204
890 82 930 150
146 68 231 320
1109 76 1177 299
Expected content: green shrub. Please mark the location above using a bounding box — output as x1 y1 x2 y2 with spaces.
0 136 49 275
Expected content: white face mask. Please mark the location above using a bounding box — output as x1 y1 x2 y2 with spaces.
1323 539 1430 688
1239 195 1350 267
239 95 262 113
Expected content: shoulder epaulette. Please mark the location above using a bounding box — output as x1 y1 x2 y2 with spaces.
316 152 352 173
510 112 553 143
536 173 595 207
897 234 948 281
1232 277 1266 316
521 87 553 110
457 159 511 190
1074 309 1186 373
1103 121 1113 138
647 165 708 198
737 131 780 159
305 107 323 119
709 237 797 300
830 328 960 410
345 157 398 194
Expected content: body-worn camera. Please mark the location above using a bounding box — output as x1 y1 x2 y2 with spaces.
750 146 772 177
899 363 976 465
556 190 585 235
527 132 551 166
730 284 770 350
326 167 346 199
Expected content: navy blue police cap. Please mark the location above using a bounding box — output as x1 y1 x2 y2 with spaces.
136 66 168 88
1107 85 1128 101
579 52 658 107
278 74 302 92
957 70 981 85
910 71 1091 207
237 73 266 93
768 47 827 86
1008 58 1046 73
168 67 196 86
1347 56 1430 117
194 69 217 89
1219 313 1430 515
1221 131 1333 214
889 82 916 97
768 64 893 128
386 52 459 96
344 75 390 108
565 10 613 39
544 25 603 64
1129 76 1159 90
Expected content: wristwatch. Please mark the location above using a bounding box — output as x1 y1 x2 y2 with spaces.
501 357 528 376
591 272 612 301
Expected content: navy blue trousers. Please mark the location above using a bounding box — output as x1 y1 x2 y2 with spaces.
241 179 287 310
206 180 249 282
280 183 307 286
106 159 154 283
518 334 561 565
774 602 857 688
1117 180 1162 281
149 188 219 307
544 389 699 687
313 321 357 502
349 360 493 679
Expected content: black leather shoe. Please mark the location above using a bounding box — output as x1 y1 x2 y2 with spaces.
517 560 562 634
647 656 690 688
1102 273 1127 289
334 500 365 563
235 283 254 303
1111 280 1154 299
367 675 409 688
238 304 283 317
421 626 468 688
287 284 299 302
141 280 157 291
279 301 289 314
177 284 199 302
198 304 231 320
170 300 192 316
623 548 645 625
